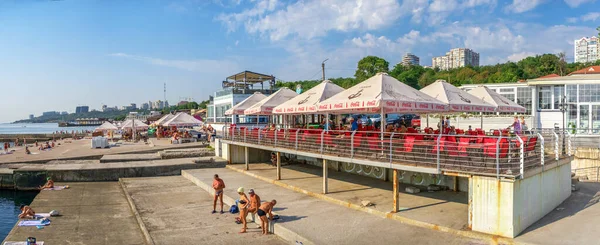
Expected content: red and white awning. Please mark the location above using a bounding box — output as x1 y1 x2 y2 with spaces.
468 86 526 113
244 88 298 115
225 92 267 115
420 80 496 112
317 73 448 114
273 80 344 114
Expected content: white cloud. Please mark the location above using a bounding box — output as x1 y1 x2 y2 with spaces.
216 0 279 32
563 0 596 8
566 17 578 23
109 53 240 73
219 0 403 41
581 12 600 21
505 0 544 13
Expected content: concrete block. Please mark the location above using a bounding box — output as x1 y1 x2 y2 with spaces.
14 171 47 190
405 186 420 194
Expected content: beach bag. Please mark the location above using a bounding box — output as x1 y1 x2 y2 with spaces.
229 201 239 214
49 210 59 216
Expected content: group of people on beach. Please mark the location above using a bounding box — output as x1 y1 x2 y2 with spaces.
212 174 277 235
17 177 55 219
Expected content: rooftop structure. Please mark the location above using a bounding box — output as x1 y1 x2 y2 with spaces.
222 70 275 92
75 106 89 114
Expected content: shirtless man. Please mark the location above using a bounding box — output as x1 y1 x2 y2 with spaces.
39 177 54 190
258 200 277 235
18 205 35 219
247 189 261 223
212 174 225 214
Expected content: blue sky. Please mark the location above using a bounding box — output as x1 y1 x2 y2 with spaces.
0 0 598 122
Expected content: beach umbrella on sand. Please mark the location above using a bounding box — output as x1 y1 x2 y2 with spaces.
121 119 149 130
468 85 526 128
162 112 204 127
95 122 118 132
153 114 174 127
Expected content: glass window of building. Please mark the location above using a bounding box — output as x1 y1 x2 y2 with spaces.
517 87 532 114
553 85 564 109
566 85 577 103
538 86 552 110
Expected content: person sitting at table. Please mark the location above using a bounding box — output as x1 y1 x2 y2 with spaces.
444 117 451 129
449 126 457 135
385 123 395 132
509 116 521 135
398 125 408 134
467 125 473 133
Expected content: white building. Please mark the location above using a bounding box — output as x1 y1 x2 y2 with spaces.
401 53 420 66
574 36 599 63
432 48 479 70
460 66 600 134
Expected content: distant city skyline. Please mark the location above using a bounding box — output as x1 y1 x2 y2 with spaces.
1 1 598 122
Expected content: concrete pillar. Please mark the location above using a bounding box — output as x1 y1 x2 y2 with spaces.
323 159 328 194
393 169 399 213
227 143 231 165
244 146 249 170
383 168 389 182
276 152 281 180
453 176 458 192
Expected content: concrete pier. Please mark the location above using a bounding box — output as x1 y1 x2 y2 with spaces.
2 182 146 245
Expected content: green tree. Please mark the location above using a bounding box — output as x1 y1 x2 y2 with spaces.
395 66 425 89
354 56 389 82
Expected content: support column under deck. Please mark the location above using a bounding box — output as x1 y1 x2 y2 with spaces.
244 146 249 170
393 169 399 213
323 159 328 194
276 152 281 180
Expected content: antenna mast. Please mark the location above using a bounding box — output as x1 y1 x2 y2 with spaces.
164 83 167 102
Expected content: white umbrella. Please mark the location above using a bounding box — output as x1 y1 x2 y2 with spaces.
244 88 298 115
317 73 448 114
94 122 118 132
162 112 203 127
225 92 268 115
468 86 526 113
420 80 496 112
468 85 526 128
121 119 149 130
153 114 174 126
273 80 344 114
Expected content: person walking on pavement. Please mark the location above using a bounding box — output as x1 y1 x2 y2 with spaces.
212 174 225 214
247 189 261 224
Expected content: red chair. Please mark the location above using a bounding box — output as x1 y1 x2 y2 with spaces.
457 137 470 157
367 135 385 151
483 138 509 158
400 136 416 161
492 130 500 136
352 133 364 151
407 127 417 133
323 133 337 149
525 137 538 153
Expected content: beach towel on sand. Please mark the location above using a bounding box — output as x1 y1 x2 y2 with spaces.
42 186 67 191
32 213 51 219
3 241 45 245
18 220 50 227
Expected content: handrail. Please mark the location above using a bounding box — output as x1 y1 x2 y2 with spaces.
537 133 545 166
517 136 524 179
553 131 559 161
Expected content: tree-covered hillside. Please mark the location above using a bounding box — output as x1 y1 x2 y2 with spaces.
276 53 600 91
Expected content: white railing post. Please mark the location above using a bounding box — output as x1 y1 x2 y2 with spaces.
553 131 559 161
243 128 247 143
537 133 545 166
436 134 442 173
517 136 524 179
351 131 357 158
566 131 572 156
295 130 300 150
320 130 325 154
389 132 395 164
274 127 278 146
496 137 501 179
222 126 226 139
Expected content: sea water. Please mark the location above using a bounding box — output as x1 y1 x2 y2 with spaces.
0 123 96 135
0 190 38 241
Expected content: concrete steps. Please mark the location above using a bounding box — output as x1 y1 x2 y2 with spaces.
100 153 161 163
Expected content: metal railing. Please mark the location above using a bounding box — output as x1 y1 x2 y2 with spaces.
222 126 564 179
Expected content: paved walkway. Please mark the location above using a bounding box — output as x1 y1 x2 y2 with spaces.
182 168 483 245
230 163 468 230
120 176 285 245
515 182 600 245
3 182 145 245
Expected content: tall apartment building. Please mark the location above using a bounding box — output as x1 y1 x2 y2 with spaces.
432 48 479 70
75 106 89 114
574 36 599 63
401 53 420 66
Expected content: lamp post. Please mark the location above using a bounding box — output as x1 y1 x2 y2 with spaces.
559 95 567 155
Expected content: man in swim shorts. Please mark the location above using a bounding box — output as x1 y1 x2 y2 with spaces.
212 174 225 214
258 200 277 235
39 177 54 190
